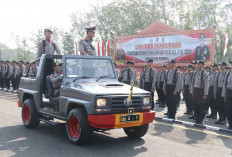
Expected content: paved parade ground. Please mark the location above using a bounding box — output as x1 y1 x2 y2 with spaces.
0 91 232 157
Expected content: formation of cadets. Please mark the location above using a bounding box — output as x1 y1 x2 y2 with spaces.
118 59 232 130
0 60 37 93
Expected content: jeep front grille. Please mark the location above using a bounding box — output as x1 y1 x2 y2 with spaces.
111 96 142 108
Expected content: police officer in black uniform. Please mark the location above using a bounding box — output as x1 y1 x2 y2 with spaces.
195 34 210 61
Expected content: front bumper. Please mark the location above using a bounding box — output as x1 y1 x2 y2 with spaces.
88 111 155 129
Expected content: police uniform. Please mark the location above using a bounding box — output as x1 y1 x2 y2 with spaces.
157 66 166 106
206 64 218 118
222 63 232 129
190 61 209 124
163 60 182 119
36 29 61 59
214 62 227 124
176 66 182 108
139 66 145 88
120 67 133 85
18 62 25 86
10 61 19 91
50 71 63 97
4 61 12 90
79 27 96 56
156 67 161 103
1 62 5 89
143 61 156 109
182 65 193 114
195 34 210 60
0 61 4 89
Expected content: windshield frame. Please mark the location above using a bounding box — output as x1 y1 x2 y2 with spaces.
63 55 117 83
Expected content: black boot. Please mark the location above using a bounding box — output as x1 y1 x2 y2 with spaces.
215 119 221 124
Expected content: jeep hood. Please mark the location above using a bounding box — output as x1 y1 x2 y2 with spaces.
68 81 150 95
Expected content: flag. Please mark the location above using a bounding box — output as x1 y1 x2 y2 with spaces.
223 33 229 56
106 40 110 56
97 41 100 56
102 40 105 56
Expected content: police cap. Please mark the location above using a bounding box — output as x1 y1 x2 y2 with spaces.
44 28 53 34
219 62 227 66
211 63 218 67
198 60 204 65
85 26 96 33
169 59 176 63
147 59 153 63
199 34 206 39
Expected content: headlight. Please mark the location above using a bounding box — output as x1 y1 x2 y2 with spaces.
143 97 150 105
96 99 106 107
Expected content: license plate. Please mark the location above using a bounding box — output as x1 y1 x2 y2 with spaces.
121 114 140 123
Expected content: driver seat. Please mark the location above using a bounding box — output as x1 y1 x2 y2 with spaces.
46 75 59 105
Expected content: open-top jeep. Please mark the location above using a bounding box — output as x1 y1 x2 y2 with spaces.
18 54 155 145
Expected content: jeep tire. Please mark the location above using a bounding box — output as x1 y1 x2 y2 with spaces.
66 108 93 145
123 124 149 138
22 99 40 128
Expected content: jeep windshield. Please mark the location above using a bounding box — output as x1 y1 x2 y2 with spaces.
65 58 116 80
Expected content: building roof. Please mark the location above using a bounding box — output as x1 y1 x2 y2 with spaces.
137 20 180 35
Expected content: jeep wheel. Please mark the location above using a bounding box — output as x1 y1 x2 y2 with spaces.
66 108 93 145
123 124 149 138
22 99 40 128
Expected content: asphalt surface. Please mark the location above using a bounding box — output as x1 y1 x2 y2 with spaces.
0 91 232 157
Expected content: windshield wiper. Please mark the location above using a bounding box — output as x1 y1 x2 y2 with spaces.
96 75 112 82
72 76 93 82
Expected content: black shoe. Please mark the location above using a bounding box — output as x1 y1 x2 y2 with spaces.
187 111 193 115
164 112 169 115
215 120 221 124
206 114 213 118
213 114 217 119
168 115 175 119
159 104 165 107
197 121 203 125
220 120 226 125
228 126 232 130
189 116 195 119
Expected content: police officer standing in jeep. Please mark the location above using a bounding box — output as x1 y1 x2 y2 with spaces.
79 27 96 56
36 29 61 59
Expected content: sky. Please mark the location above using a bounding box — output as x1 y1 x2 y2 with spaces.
0 0 112 49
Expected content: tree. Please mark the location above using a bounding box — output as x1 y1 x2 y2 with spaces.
62 32 75 54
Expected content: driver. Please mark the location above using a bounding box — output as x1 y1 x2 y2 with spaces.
50 63 63 97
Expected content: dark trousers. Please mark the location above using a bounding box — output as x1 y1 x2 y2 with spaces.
207 86 217 115
165 85 177 117
0 73 2 88
159 82 165 103
144 82 154 110
216 87 226 120
11 75 16 90
123 80 130 85
192 88 205 122
225 89 232 127
4 77 10 89
184 85 193 112
1 76 5 88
